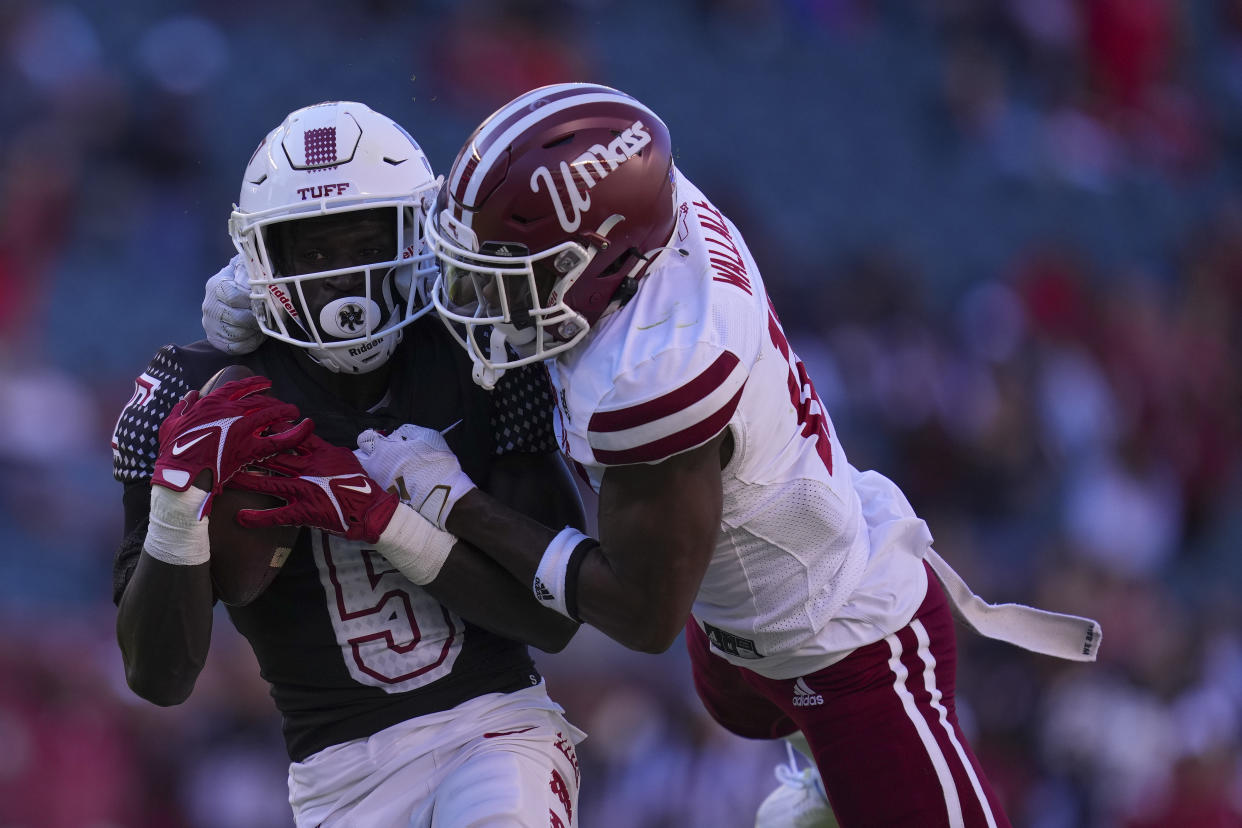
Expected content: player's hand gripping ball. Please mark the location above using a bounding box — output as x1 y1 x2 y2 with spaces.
198 365 303 606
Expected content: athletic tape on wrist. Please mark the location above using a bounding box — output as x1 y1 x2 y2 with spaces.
534 527 592 620
144 486 211 566
376 503 457 585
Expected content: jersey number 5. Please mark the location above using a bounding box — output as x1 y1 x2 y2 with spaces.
314 531 464 692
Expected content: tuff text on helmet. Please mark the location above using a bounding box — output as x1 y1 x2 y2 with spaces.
530 120 652 233
297 183 351 200
269 284 300 318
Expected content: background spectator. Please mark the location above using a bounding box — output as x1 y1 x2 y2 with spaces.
2 1 1239 825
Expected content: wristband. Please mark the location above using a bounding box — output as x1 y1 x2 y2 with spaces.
376 503 457 585
533 527 594 620
563 537 596 623
144 485 211 566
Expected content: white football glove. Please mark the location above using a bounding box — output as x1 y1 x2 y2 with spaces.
202 254 264 355
354 424 477 531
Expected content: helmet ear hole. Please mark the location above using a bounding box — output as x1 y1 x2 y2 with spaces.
599 248 638 278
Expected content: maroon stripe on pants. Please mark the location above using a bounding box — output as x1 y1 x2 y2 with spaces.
685 563 1011 828
888 609 1005 827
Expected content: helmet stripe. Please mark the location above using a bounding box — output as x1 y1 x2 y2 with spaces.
449 85 595 209
449 86 664 222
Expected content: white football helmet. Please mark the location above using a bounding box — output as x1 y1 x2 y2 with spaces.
228 101 439 374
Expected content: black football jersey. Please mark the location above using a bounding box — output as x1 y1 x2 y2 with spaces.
111 317 559 761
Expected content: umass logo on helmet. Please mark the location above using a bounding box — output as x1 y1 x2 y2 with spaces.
529 120 652 233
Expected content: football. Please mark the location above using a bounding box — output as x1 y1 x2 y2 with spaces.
200 364 301 607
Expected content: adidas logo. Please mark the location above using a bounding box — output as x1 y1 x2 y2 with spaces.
792 677 824 707
533 577 554 603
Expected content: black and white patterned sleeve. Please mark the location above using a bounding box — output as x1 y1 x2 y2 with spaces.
111 345 194 484
489 363 559 455
111 345 197 603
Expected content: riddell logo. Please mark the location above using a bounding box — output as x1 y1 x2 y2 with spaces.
269 284 299 318
792 677 824 707
530 119 652 233
348 339 382 357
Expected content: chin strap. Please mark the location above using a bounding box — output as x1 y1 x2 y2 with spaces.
471 327 508 390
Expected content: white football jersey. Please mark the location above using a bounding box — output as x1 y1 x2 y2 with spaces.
547 173 930 679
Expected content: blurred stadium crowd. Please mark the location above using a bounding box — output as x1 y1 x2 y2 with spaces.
1 0 1240 826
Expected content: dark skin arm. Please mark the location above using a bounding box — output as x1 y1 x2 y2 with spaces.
115 477 214 706
448 431 729 654
116 448 585 707
420 450 586 653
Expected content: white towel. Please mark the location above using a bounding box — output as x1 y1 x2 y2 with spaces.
926 549 1101 662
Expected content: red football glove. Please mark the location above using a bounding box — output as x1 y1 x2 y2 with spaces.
229 433 399 544
153 376 314 506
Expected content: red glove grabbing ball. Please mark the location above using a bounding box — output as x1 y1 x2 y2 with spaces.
153 375 314 505
230 433 399 544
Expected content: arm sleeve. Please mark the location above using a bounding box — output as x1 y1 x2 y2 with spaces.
112 345 194 484
111 345 193 602
113 485 151 605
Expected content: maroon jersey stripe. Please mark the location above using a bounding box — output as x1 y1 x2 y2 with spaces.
592 384 744 465
588 351 741 434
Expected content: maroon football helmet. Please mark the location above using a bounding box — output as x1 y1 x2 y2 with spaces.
426 83 678 386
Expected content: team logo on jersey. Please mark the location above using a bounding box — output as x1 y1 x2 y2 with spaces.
530 120 652 233
112 370 164 460
676 201 690 242
128 371 161 408
792 677 824 707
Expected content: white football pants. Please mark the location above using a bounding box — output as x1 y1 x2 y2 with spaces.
288 683 586 827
